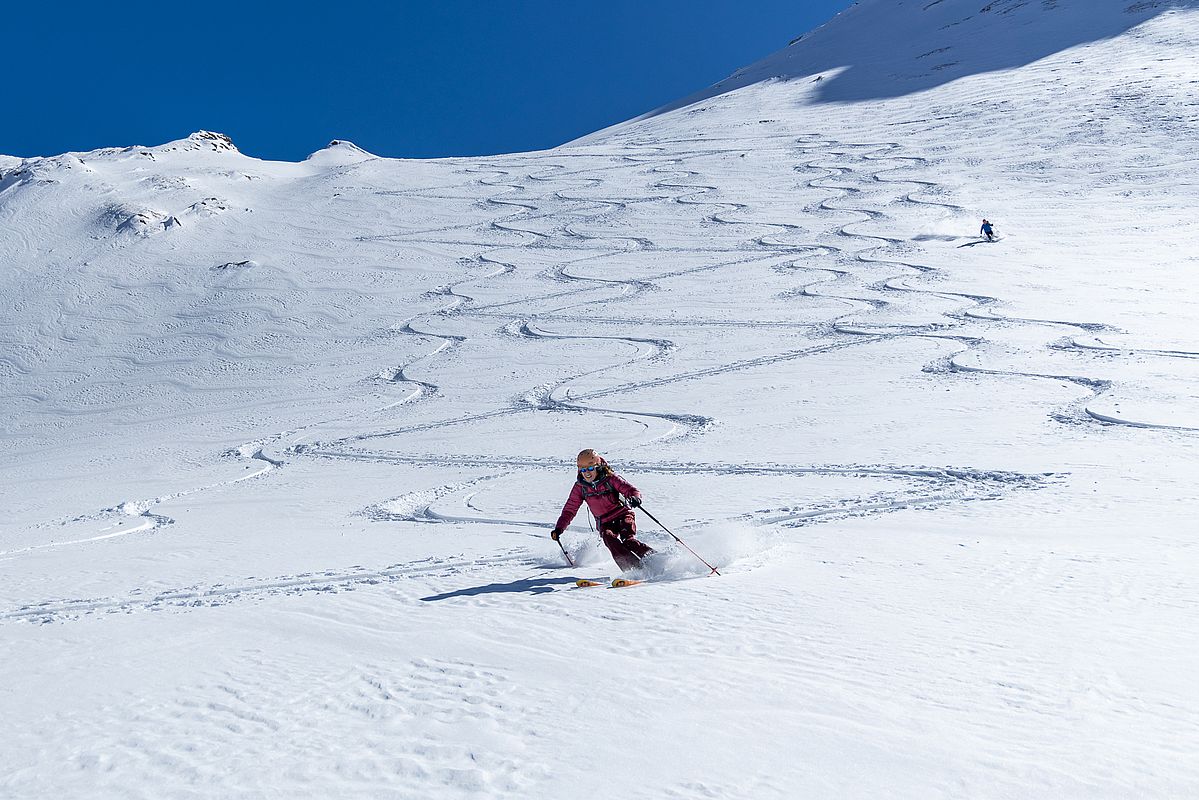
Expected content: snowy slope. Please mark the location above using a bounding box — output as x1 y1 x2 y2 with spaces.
4 2 1199 798
634 0 1196 113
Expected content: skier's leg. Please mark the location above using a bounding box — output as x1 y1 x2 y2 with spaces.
617 517 655 559
623 536 654 559
600 528 642 571
600 515 651 571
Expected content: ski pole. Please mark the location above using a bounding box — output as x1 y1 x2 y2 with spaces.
556 537 575 567
638 506 721 576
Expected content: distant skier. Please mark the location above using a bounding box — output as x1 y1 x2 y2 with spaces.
980 219 996 241
551 449 655 571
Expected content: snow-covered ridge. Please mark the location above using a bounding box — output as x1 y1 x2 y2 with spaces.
0 130 375 250
0 132 373 182
0 131 239 171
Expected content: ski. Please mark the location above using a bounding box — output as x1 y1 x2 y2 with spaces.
575 578 643 588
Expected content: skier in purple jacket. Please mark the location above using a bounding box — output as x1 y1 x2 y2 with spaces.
551 449 655 571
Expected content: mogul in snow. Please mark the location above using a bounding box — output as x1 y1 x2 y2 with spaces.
551 449 655 571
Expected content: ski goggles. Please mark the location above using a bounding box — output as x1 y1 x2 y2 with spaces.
579 465 600 473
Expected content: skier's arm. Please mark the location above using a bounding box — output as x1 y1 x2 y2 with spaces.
609 473 642 505
553 483 585 533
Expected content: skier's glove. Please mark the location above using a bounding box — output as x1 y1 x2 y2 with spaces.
550 528 563 541
626 495 642 508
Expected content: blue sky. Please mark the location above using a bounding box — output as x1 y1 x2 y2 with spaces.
4 2 852 162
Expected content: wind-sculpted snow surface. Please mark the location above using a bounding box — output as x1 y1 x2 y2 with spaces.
5 3 1199 798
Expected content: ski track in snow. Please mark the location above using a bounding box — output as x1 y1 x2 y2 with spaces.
4 447 281 556
2 453 1051 623
1 551 532 624
7 126 1191 593
473 137 1164 438
11 130 1166 556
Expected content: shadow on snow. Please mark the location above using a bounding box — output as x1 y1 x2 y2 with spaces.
421 575 580 601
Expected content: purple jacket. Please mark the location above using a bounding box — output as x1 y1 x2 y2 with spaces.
555 466 641 531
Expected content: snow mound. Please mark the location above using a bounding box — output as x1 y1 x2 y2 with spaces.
212 259 258 271
100 202 182 236
304 139 377 167
184 197 232 217
0 154 95 192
